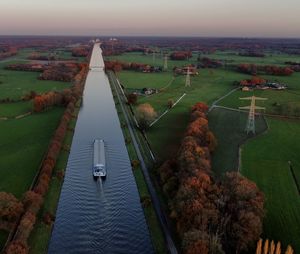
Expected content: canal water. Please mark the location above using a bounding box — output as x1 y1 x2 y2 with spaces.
48 44 153 254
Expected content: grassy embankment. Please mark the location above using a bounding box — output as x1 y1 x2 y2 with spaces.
0 50 73 250
108 75 167 254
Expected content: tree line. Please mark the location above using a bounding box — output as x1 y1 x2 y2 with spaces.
158 102 265 254
238 64 294 76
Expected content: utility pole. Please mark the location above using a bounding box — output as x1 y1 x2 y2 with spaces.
239 96 267 134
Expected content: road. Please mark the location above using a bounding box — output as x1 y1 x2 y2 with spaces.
109 72 179 254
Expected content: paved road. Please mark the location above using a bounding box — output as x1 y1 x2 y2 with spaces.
109 72 178 254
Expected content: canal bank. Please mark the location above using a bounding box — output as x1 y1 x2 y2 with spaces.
48 43 153 254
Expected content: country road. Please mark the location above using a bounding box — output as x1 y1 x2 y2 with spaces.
108 71 179 254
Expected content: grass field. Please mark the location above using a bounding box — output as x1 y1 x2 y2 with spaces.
241 117 300 252
0 101 32 118
218 72 300 115
118 71 173 90
16 48 85 62
0 108 64 198
208 107 268 176
201 50 300 66
106 50 300 69
106 52 198 70
0 62 70 100
0 47 80 252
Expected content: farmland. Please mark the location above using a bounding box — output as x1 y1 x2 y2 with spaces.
118 68 249 160
0 46 76 251
108 49 300 252
0 62 70 100
242 117 300 250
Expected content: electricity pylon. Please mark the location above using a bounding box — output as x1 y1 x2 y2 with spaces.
163 55 168 70
239 96 267 134
185 66 191 87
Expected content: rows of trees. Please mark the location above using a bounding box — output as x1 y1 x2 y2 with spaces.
238 64 294 76
6 62 83 83
5 63 44 72
239 76 267 86
105 60 150 73
71 46 89 57
238 51 265 57
39 63 80 82
0 46 17 60
197 57 223 68
3 63 88 254
170 51 192 60
33 63 87 112
158 102 264 254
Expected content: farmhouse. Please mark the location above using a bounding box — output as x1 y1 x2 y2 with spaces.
174 66 198 75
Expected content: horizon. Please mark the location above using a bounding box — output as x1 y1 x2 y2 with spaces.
1 34 300 40
1 0 300 37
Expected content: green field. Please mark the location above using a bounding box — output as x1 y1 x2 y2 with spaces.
201 50 300 66
0 46 80 252
208 107 268 176
16 48 85 62
0 62 70 100
118 71 173 90
0 108 64 198
106 51 198 70
242 117 300 252
106 50 300 69
0 101 32 118
218 72 300 116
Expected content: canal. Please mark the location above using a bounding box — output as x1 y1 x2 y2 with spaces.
48 43 154 254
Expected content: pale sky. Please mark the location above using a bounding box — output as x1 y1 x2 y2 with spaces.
0 0 299 37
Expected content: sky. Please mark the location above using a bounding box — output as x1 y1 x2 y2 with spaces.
0 0 299 37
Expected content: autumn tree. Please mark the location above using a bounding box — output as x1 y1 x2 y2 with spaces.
127 93 138 105
23 191 43 214
15 211 36 241
156 102 265 254
136 103 157 130
0 192 23 225
191 102 209 113
167 99 174 109
5 240 28 254
221 172 264 253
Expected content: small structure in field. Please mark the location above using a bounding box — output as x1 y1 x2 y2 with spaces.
174 66 198 76
239 76 287 91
